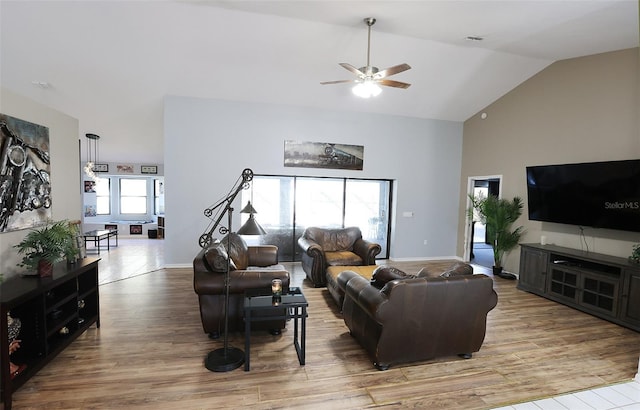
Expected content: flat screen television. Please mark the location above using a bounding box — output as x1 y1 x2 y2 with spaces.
526 159 640 233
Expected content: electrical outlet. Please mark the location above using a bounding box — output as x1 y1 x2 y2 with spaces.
423 240 428 245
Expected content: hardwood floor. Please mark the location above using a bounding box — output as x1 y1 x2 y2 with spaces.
8 247 640 409
88 238 165 285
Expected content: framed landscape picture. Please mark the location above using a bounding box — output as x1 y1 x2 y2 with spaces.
141 165 158 174
117 164 134 173
284 140 364 170
93 163 109 172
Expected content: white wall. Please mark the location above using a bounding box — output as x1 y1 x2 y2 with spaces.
0 87 81 278
164 96 464 266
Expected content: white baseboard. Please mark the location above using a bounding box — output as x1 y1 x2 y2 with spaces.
384 256 463 262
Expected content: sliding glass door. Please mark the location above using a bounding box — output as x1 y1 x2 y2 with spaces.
344 179 390 256
241 175 391 261
241 175 295 258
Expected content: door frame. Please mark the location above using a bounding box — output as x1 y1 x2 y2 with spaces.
463 175 503 262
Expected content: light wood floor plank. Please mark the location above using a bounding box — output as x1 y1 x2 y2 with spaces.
8 256 640 409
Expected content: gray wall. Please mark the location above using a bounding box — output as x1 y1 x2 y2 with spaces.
458 48 640 273
164 96 464 266
0 87 81 278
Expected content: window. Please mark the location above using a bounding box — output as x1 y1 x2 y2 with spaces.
344 179 390 254
242 175 391 261
120 179 147 214
295 178 344 228
94 177 111 215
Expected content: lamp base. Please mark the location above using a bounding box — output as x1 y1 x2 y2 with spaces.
204 347 245 372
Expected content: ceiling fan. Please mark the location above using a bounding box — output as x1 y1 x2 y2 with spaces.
321 17 411 98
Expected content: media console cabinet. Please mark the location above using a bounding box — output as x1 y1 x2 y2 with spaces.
518 243 640 332
0 258 100 409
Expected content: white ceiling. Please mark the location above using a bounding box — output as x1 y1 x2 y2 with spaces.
1 0 638 164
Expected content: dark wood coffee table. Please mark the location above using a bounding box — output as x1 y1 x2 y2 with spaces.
83 229 118 254
243 287 308 371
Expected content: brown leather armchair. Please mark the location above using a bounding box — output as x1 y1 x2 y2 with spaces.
193 234 290 338
339 269 497 370
298 226 381 287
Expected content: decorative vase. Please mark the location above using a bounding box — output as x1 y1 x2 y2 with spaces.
492 266 503 276
38 259 53 277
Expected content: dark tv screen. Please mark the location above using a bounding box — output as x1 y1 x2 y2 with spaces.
526 159 640 232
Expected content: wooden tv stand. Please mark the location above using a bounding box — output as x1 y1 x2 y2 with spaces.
0 258 100 409
518 243 640 332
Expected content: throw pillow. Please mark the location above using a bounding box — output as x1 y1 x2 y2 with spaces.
221 233 249 270
370 266 412 289
203 244 236 273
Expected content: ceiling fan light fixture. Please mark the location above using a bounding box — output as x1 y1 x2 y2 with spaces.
321 17 411 94
352 80 382 98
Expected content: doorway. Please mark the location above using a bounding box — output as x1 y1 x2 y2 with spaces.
464 175 502 268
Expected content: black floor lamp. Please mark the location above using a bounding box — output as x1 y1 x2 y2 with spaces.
198 168 266 372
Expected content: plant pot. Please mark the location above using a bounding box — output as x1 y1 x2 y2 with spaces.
493 266 516 280
38 260 53 277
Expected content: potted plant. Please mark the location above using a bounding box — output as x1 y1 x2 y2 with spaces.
14 220 79 277
630 244 640 264
469 194 525 279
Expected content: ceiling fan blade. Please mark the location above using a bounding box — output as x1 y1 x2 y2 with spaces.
375 63 411 79
320 79 356 85
339 63 365 77
378 79 411 89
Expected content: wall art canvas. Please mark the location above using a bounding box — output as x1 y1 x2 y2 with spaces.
0 113 52 232
140 165 157 174
84 181 96 193
84 205 96 217
284 140 364 170
117 164 134 173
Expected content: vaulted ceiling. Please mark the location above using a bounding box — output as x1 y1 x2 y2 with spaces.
1 1 637 164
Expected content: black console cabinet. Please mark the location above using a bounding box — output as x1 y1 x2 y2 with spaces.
518 244 640 332
1 258 100 409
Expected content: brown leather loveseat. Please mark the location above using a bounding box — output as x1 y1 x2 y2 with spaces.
338 266 497 370
193 233 290 338
297 226 381 287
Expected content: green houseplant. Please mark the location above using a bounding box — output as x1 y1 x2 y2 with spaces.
469 194 525 279
14 220 79 277
630 244 640 264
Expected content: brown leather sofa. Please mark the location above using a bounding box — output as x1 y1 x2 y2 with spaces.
193 233 290 338
297 226 381 287
328 261 474 309
338 266 497 370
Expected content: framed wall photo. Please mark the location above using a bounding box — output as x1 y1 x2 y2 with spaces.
0 113 51 232
117 164 134 173
84 181 96 193
93 163 109 172
141 165 158 174
284 140 364 170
